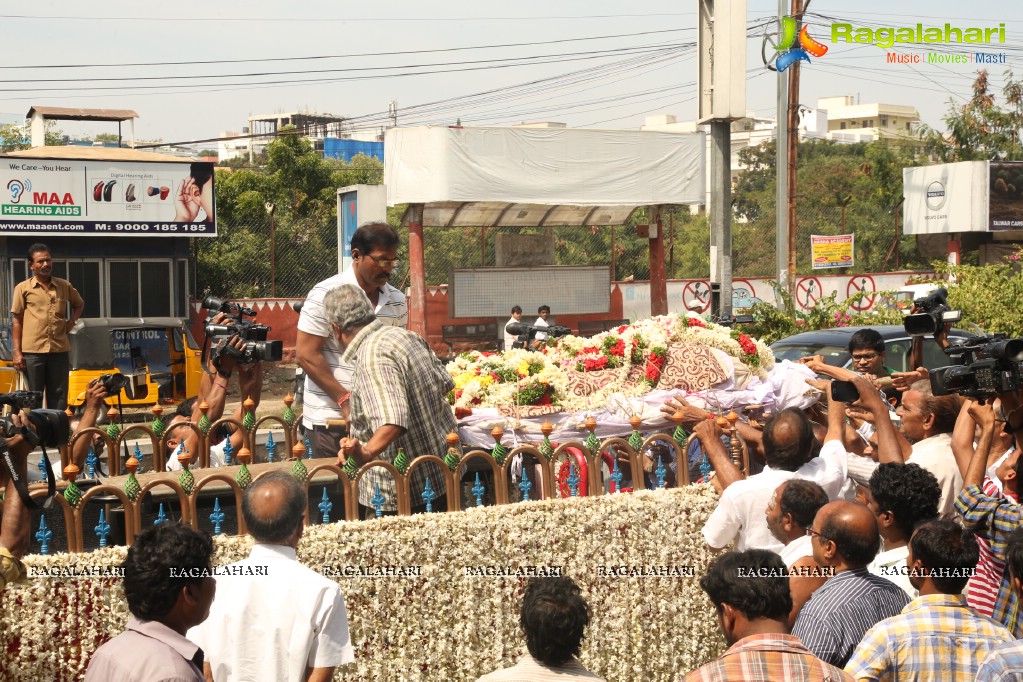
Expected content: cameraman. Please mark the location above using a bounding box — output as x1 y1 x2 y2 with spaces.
70 379 111 473
0 413 35 592
164 334 263 472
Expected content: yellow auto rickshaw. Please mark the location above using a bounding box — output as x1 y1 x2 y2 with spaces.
0 327 16 394
67 318 203 407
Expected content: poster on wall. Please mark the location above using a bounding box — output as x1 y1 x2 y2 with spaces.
990 161 1023 231
810 234 854 269
0 157 216 237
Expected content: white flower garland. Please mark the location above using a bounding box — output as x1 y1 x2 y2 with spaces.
3 487 725 681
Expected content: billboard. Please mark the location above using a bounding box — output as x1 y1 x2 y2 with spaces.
990 161 1023 231
0 157 216 237
336 184 386 271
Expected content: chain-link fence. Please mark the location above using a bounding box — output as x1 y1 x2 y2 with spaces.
192 202 926 300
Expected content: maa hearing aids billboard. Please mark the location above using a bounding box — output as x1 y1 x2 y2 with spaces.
0 157 216 236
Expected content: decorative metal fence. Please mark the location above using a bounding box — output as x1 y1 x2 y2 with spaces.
26 402 749 554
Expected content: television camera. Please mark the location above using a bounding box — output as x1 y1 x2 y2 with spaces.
929 335 1023 400
504 322 572 349
904 287 962 336
202 295 283 366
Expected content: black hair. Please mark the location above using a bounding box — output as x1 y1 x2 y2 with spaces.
122 522 214 621
779 479 829 529
848 329 885 354
538 305 551 314
351 222 399 255
821 507 880 566
1005 527 1023 585
27 243 50 261
869 463 940 539
190 163 214 188
762 408 814 472
174 397 197 419
520 577 591 667
699 550 792 621
242 471 307 544
909 518 979 594
511 305 522 314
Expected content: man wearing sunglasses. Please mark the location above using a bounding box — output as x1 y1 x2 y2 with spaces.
297 223 408 460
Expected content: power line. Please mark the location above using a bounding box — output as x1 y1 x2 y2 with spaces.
0 28 694 70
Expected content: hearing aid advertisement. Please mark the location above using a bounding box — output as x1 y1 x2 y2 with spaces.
0 157 216 236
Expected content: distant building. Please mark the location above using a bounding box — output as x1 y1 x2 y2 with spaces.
817 96 922 144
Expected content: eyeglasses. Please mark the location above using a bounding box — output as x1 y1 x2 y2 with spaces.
805 527 833 543
851 352 880 362
363 253 401 268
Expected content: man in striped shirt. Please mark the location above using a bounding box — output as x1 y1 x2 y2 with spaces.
296 223 408 460
976 528 1023 681
328 284 450 515
791 501 910 667
685 549 851 681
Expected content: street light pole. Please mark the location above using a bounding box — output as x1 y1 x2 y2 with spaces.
265 201 277 297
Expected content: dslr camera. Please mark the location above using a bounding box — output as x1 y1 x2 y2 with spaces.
0 391 70 449
202 295 284 365
929 335 1023 399
904 287 962 336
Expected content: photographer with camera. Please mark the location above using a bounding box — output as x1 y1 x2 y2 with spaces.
164 321 263 472
69 379 112 473
0 412 35 592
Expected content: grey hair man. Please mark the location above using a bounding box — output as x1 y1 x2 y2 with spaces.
328 283 455 517
189 472 354 681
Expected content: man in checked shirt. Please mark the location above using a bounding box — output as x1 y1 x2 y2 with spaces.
327 283 452 517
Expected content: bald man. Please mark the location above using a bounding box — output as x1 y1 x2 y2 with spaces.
791 501 911 667
188 472 354 681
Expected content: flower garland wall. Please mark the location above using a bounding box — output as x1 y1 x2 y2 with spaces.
447 314 773 413
2 487 724 681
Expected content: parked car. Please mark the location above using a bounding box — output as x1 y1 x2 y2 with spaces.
769 325 977 373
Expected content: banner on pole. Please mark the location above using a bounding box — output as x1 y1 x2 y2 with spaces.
811 234 854 269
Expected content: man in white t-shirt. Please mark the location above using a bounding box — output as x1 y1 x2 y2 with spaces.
503 305 523 350
296 222 408 459
189 471 354 681
700 401 850 554
164 332 263 471
529 305 550 350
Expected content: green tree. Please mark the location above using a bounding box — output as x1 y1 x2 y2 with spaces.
919 69 1023 161
0 121 63 152
195 131 385 298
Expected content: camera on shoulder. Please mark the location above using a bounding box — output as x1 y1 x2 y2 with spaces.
202 295 284 365
929 335 1023 399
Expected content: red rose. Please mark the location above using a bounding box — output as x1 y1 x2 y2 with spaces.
688 317 705 328
455 389 463 399
454 406 473 419
537 392 552 406
738 334 757 355
645 365 661 382
609 339 626 357
617 325 629 334
583 346 599 354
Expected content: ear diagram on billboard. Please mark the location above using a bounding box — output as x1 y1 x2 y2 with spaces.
762 15 828 72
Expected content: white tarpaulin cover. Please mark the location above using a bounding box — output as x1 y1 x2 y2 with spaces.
903 161 988 235
385 126 706 208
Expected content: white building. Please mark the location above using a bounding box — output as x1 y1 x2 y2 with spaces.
817 96 922 144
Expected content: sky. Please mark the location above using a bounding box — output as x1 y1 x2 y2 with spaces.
1 0 1020 148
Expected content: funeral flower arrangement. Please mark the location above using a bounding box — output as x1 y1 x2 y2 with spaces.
447 313 774 412
3 487 724 682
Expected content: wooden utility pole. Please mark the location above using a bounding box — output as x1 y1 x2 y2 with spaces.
786 0 804 297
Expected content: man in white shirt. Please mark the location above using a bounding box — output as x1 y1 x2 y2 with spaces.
529 305 550 350
163 334 262 472
765 479 831 625
503 305 523 350
189 471 354 682
296 222 407 459
700 400 849 554
863 462 940 597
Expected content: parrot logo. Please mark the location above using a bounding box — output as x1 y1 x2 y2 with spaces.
763 16 828 72
7 179 31 203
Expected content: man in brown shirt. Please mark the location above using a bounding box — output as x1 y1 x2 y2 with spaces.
10 243 84 410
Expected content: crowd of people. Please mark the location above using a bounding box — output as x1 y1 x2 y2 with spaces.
674 326 1023 681
6 228 1023 681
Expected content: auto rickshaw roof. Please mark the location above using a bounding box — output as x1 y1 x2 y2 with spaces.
70 317 195 370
